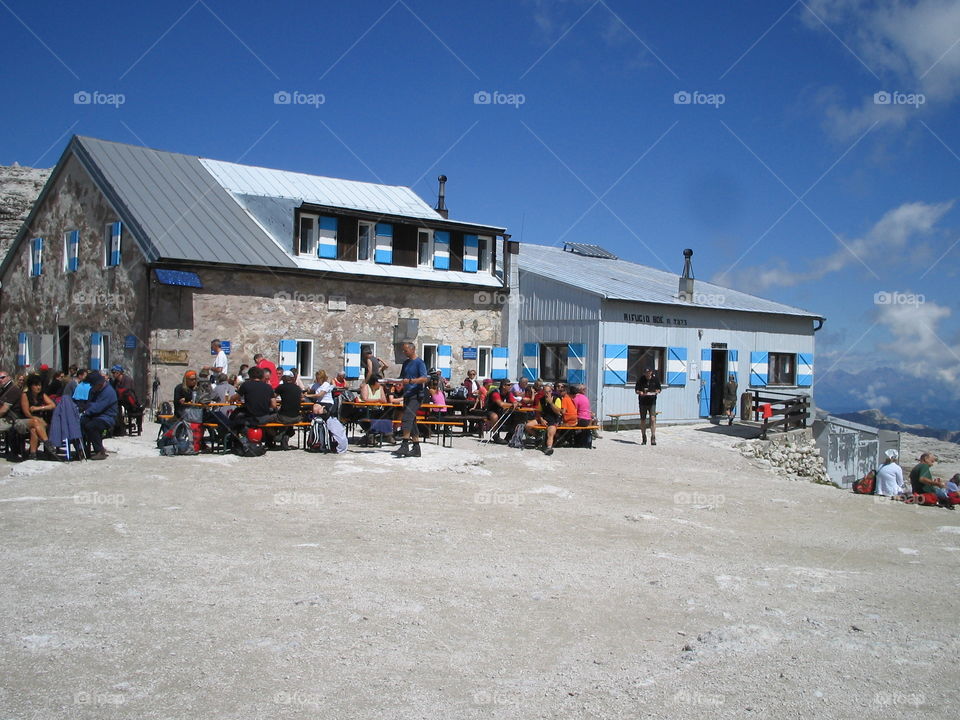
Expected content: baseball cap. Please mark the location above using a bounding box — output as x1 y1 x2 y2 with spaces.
111 364 123 372
282 369 294 378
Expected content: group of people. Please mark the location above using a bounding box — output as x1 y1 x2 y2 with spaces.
873 449 959 509
0 363 141 461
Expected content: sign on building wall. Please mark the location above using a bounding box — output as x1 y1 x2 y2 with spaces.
124 334 137 349
153 349 189 365
462 347 478 360
622 311 689 327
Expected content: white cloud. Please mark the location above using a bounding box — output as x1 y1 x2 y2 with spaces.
714 200 954 292
875 298 960 385
802 0 960 137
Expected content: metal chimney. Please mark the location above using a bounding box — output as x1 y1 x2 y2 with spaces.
435 174 448 219
679 248 695 302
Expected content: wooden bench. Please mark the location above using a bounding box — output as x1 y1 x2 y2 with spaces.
606 412 660 432
530 424 600 449
257 421 312 450
391 419 464 448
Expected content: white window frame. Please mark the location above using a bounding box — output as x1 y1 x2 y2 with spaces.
422 343 438 371
477 235 492 273
99 332 111 371
417 229 434 268
357 221 375 262
298 213 318 256
768 352 797 386
295 339 314 377
477 345 492 378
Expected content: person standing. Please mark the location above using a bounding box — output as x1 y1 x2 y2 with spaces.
722 373 738 426
203 339 229 377
393 342 429 458
254 353 280 390
634 367 661 446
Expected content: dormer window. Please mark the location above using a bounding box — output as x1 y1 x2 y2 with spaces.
298 214 338 258
358 222 374 262
298 214 317 256
417 229 433 267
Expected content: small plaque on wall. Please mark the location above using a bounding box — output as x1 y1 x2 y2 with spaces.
152 349 189 365
328 296 347 311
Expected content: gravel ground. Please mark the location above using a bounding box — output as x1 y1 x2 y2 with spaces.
1 423 958 719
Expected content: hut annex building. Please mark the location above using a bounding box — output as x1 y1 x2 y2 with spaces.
0 136 512 403
1 136 822 424
508 243 823 422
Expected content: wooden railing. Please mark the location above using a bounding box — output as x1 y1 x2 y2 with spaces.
744 390 810 439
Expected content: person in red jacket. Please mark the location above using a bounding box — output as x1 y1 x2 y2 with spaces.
254 353 280 390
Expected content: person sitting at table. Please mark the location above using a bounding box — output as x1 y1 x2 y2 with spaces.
229 366 279 433
486 378 517 443
525 383 563 456
275 370 303 451
360 375 391 403
463 369 481 396
173 370 199 420
309 370 335 417
428 379 447 413
333 370 348 389
20 373 59 460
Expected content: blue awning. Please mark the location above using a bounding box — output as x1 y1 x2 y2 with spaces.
154 269 202 288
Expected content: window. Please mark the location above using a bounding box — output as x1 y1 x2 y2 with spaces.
478 235 492 272
104 222 121 267
29 237 43 277
298 214 317 256
417 229 433 267
358 222 374 261
539 343 568 383
769 352 796 385
627 346 665 383
477 346 491 378
63 231 79 272
295 339 314 377
422 343 437 371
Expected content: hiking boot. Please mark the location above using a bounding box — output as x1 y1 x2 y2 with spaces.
641 436 647 445
409 443 421 458
27 452 38 461
392 440 410 457
279 436 290 451
89 450 108 461
542 447 554 456
651 437 657 446
728 416 734 426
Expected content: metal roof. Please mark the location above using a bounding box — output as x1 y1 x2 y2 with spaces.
563 242 618 259
200 158 444 220
518 243 822 319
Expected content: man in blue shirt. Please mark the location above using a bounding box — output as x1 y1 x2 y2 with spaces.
393 342 429 458
80 371 117 460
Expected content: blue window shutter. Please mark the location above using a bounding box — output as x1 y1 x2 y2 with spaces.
491 346 509 379
17 332 28 367
727 349 739 384
317 216 338 259
278 339 297 371
462 234 478 273
699 348 712 417
68 231 79 272
109 222 122 266
750 351 768 387
797 353 813 386
667 346 687 385
433 231 450 270
522 343 539 381
437 344 452 379
90 332 102 370
603 344 627 384
374 223 393 264
344 342 361 379
566 343 586 384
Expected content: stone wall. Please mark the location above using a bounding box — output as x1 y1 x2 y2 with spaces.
149 268 505 404
735 431 833 485
0 153 150 396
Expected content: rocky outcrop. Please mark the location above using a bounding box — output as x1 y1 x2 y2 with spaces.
0 164 51 261
735 435 834 486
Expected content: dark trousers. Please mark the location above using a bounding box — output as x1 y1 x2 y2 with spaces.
81 417 111 454
401 395 422 438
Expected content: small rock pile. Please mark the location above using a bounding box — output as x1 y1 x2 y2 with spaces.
735 436 833 485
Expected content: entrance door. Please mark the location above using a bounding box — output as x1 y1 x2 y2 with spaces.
710 348 728 416
57 325 70 371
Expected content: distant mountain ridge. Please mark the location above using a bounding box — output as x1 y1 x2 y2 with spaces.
816 365 960 436
831 408 960 444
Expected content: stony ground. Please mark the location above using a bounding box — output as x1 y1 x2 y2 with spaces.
1 423 958 719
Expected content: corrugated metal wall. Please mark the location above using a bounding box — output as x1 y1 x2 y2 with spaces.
515 274 817 422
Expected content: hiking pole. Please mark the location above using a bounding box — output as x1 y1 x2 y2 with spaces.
481 407 514 445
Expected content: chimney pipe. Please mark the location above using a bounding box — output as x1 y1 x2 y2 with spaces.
679 248 694 302
435 174 448 219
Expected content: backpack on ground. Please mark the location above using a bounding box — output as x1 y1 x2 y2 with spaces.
507 423 526 449
306 417 333 453
157 418 197 456
450 386 469 400
231 434 266 457
852 470 876 495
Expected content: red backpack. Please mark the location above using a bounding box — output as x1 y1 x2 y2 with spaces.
852 470 876 495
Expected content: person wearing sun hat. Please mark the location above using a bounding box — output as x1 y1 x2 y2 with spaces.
875 448 905 497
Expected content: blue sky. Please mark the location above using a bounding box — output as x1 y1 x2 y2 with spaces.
2 0 960 405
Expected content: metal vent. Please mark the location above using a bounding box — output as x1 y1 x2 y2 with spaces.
562 242 618 260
